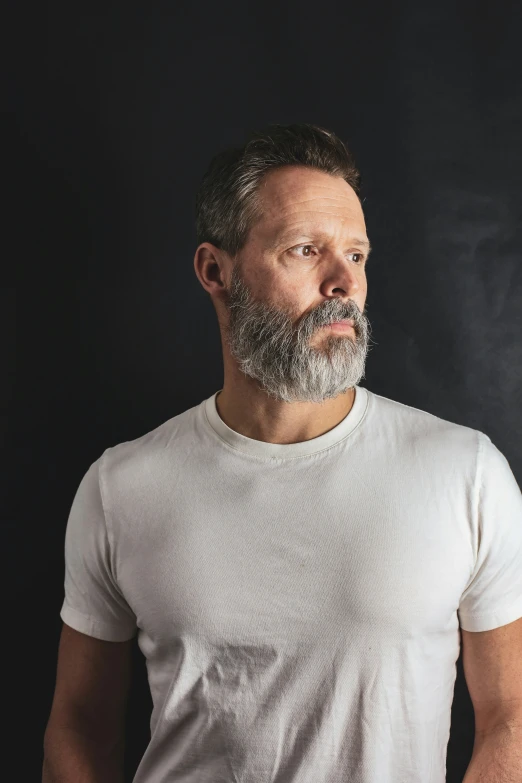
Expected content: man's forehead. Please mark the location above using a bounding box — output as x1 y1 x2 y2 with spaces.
252 171 363 242
258 166 359 213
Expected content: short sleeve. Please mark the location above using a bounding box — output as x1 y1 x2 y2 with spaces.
458 432 522 632
60 455 137 641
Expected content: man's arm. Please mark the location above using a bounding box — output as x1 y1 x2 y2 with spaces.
42 623 133 783
42 726 126 783
461 617 522 781
462 721 522 783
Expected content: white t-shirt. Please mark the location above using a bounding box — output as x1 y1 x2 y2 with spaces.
60 384 522 783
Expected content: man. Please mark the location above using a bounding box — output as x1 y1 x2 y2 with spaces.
43 124 522 782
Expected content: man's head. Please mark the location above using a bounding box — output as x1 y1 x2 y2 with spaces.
193 123 373 404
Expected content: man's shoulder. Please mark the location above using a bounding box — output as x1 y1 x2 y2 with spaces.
367 388 481 456
101 400 201 487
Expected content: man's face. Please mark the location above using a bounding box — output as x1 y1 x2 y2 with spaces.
217 165 373 404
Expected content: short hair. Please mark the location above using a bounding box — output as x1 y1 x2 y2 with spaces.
194 122 362 258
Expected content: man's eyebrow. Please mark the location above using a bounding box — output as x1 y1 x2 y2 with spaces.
351 238 372 254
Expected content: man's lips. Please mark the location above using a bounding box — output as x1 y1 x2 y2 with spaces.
319 319 355 335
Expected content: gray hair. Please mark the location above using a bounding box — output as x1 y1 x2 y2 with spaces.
194 123 361 259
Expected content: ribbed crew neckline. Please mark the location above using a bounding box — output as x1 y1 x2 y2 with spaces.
202 384 369 460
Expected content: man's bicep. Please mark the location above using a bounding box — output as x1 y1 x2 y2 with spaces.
461 616 522 734
45 622 134 743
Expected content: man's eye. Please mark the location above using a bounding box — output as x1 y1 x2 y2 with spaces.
292 245 316 257
291 247 365 263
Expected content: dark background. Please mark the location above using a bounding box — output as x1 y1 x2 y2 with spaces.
8 1 522 781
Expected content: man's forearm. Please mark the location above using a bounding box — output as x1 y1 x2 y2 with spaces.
462 722 522 782
42 726 125 783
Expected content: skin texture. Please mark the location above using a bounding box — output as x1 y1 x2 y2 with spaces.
193 165 374 444
461 620 522 735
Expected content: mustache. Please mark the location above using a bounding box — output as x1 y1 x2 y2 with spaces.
310 305 361 328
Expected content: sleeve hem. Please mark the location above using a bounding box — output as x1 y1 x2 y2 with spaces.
60 601 137 642
458 595 522 632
